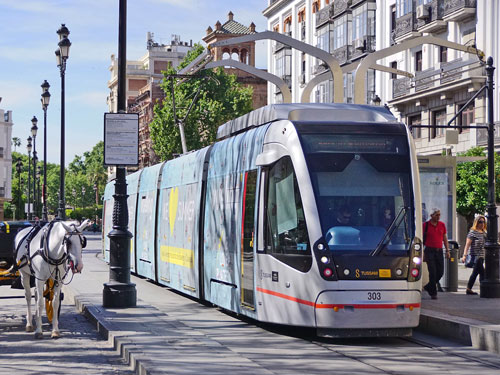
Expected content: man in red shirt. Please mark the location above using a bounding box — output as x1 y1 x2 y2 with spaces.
423 208 450 299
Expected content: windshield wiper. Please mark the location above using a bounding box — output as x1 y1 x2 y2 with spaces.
370 206 409 256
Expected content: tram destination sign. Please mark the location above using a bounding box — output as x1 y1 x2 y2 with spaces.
104 113 139 166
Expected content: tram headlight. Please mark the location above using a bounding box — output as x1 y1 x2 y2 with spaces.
320 256 329 264
395 268 403 276
343 269 350 276
414 244 421 251
412 256 421 265
317 243 325 251
323 268 333 277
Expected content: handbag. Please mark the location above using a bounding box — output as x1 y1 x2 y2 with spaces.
465 254 476 268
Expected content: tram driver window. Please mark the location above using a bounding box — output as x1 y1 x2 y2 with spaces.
265 156 312 272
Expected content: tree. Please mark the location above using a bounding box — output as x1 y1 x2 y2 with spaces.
150 44 254 161
11 137 21 152
456 146 500 227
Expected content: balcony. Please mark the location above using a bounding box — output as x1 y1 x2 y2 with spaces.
394 12 422 43
311 61 328 75
331 45 351 65
391 58 485 101
350 35 376 60
415 1 448 34
273 41 291 54
477 122 500 146
316 4 333 28
333 0 352 18
443 0 476 22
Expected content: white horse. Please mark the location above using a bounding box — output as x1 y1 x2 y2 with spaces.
14 219 90 339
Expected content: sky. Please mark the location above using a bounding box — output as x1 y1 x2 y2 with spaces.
0 0 269 165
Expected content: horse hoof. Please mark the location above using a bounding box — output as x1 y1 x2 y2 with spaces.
51 331 60 339
26 325 34 332
34 332 43 339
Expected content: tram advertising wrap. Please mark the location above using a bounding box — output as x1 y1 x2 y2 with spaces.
102 104 422 337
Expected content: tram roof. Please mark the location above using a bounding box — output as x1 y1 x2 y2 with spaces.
216 103 399 140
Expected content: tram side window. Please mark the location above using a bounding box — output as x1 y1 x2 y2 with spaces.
265 156 312 272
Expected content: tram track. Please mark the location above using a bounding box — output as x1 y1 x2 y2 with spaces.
301 332 500 374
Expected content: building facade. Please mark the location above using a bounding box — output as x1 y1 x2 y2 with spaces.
107 33 193 169
0 100 13 220
203 11 268 109
263 0 500 156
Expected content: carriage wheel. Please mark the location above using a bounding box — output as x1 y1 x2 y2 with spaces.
44 279 55 323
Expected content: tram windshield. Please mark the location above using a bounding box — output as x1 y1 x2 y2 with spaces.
300 133 414 255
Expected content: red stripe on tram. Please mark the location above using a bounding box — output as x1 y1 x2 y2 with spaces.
257 287 420 309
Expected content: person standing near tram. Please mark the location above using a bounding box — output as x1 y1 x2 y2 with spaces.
422 208 450 300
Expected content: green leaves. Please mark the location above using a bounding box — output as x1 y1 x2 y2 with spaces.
150 43 254 161
456 146 500 224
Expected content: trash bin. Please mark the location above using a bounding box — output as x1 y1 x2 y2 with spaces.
441 240 459 292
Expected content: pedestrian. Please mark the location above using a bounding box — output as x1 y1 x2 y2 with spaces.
422 208 450 300
461 215 486 295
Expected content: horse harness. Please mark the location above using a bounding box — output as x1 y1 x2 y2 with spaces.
17 221 87 284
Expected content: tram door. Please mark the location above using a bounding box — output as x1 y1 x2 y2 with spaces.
241 170 257 308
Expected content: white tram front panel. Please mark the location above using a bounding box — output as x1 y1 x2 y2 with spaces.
254 116 422 333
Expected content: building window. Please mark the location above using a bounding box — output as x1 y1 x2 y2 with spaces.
415 50 422 72
408 114 422 139
332 14 350 50
312 0 320 14
316 23 331 53
396 0 412 18
283 15 292 35
391 5 396 33
431 108 447 139
439 47 447 64
391 61 398 79
0 147 3 158
273 24 279 33
275 48 292 83
352 3 376 42
458 102 474 133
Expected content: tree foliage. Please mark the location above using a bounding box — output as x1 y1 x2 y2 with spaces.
6 142 107 220
150 44 254 160
456 146 500 225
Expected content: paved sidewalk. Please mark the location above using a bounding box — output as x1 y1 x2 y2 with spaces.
62 235 500 374
419 266 500 354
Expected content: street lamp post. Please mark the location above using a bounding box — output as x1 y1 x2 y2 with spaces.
480 57 500 298
103 0 137 308
16 160 23 220
55 24 71 220
36 166 41 218
41 80 50 221
27 137 32 220
81 186 86 209
31 117 38 219
93 182 98 205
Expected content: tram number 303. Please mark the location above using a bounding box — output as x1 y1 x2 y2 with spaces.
367 292 382 301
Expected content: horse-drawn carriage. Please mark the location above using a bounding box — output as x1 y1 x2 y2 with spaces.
0 219 90 338
0 221 32 284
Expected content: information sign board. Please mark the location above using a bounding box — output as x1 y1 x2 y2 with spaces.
104 113 139 166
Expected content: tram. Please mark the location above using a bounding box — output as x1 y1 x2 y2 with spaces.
102 103 423 337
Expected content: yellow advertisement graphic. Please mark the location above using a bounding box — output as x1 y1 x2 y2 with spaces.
169 187 179 235
160 245 194 269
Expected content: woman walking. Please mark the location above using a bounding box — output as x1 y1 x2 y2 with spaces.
461 215 486 295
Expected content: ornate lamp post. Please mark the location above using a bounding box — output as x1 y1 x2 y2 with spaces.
15 160 23 219
55 24 71 220
36 165 41 218
93 182 98 205
81 186 86 209
31 117 38 218
41 80 50 221
26 137 32 220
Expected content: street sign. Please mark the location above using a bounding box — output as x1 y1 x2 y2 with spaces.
104 113 139 166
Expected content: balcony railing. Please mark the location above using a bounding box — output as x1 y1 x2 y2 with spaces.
392 58 485 99
333 0 352 18
477 122 500 146
394 12 417 40
443 0 476 18
316 5 333 28
273 41 291 54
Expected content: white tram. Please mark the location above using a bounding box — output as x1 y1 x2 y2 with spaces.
103 104 423 337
